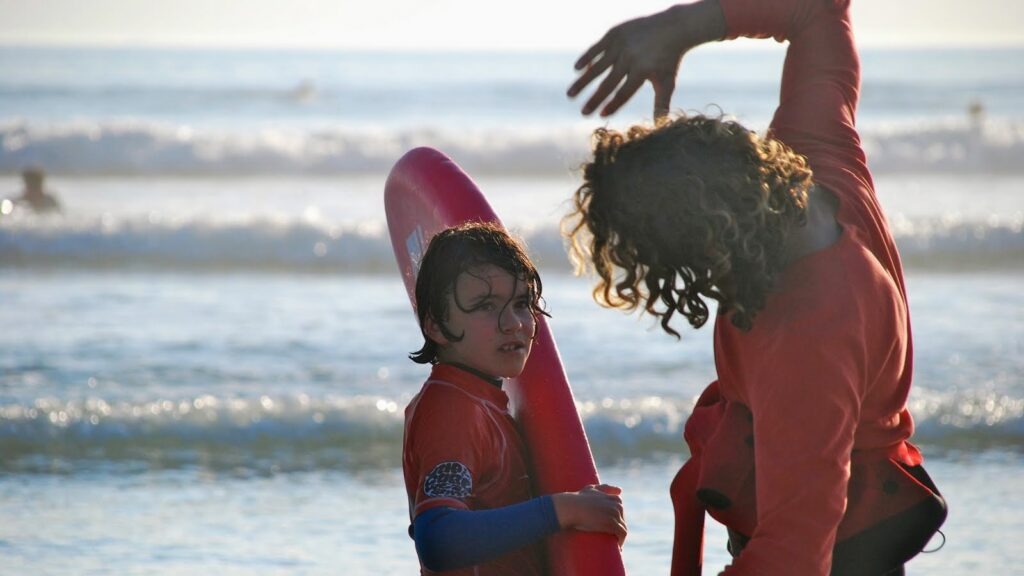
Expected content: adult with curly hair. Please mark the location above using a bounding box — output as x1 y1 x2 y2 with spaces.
565 1 945 575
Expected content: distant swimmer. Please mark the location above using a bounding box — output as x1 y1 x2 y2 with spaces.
289 79 317 103
967 98 986 134
8 167 61 215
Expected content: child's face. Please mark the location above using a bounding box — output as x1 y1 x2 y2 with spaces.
428 264 536 380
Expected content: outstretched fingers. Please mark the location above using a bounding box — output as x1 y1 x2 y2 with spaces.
601 74 646 117
583 61 629 116
567 52 614 99
652 73 677 120
574 35 609 71
568 5 716 117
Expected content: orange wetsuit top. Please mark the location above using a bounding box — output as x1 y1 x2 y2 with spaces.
686 0 921 574
403 363 545 576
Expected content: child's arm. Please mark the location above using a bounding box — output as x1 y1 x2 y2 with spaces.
413 496 557 571
413 485 626 572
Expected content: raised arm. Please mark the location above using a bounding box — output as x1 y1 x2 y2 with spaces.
727 0 909 287
569 0 866 171
721 0 868 177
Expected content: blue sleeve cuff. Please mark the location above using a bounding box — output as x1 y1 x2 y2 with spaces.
412 495 561 571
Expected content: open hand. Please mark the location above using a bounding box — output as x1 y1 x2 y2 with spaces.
567 1 725 119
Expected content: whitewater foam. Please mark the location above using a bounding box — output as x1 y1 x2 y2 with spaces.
5 119 1024 177
2 388 1020 473
2 216 1020 273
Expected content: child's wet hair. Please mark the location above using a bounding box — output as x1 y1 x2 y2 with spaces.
410 221 548 364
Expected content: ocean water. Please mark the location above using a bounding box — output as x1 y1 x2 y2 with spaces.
1 46 1023 575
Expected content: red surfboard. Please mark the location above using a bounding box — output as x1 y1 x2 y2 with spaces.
385 147 625 576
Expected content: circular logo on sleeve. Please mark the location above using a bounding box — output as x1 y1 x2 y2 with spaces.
423 461 473 498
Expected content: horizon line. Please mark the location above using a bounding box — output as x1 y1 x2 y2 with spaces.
3 39 1024 53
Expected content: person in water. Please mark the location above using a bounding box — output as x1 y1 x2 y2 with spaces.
13 168 61 214
565 0 945 574
402 221 627 575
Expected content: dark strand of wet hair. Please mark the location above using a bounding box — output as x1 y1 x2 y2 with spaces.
409 221 549 364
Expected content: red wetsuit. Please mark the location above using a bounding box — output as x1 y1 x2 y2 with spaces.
403 363 545 576
671 1 929 575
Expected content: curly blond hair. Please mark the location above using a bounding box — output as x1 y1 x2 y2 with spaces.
564 114 812 336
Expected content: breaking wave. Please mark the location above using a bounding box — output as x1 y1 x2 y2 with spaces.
1 217 1021 273
3 119 1024 176
2 388 1020 474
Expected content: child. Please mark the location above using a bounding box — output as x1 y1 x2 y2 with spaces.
565 0 945 575
402 221 627 575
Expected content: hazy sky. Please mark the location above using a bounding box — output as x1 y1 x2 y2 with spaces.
1 0 1022 50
